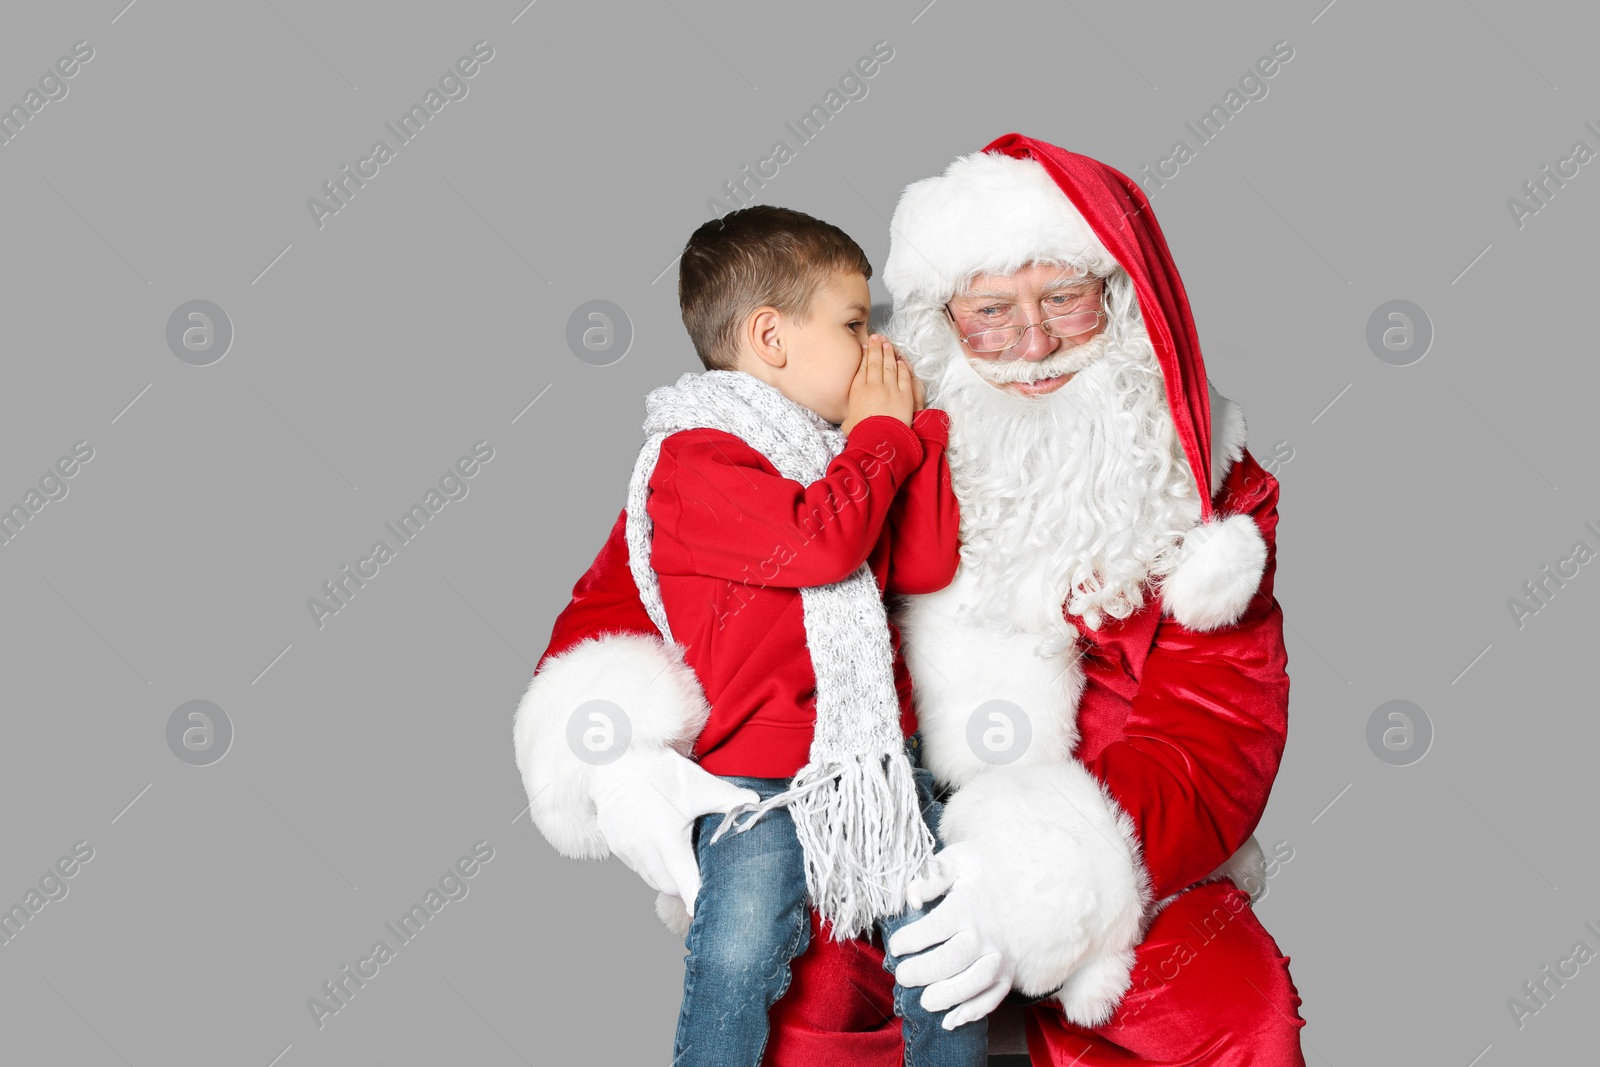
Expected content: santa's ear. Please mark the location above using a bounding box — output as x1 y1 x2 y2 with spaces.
1160 514 1267 631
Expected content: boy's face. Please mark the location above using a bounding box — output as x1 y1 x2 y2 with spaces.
760 270 872 426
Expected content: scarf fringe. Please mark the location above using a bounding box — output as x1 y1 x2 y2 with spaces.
708 747 936 941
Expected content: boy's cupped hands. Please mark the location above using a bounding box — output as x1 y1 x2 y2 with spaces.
840 335 925 435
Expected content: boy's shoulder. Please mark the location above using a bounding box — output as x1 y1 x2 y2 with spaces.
650 427 775 485
661 425 745 445
657 425 763 457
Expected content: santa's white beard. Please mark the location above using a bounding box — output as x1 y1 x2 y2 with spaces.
921 321 1202 651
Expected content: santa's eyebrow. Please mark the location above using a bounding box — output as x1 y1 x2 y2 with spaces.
959 279 1098 300
1043 276 1098 291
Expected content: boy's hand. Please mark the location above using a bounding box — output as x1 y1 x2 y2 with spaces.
841 335 916 435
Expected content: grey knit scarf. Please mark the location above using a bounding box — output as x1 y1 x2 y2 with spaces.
624 369 934 941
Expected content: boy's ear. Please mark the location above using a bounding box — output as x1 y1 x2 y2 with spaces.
745 306 786 369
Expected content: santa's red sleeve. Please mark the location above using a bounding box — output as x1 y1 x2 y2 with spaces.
537 508 655 671
882 407 961 596
513 507 714 867
1083 444 1289 902
648 414 924 587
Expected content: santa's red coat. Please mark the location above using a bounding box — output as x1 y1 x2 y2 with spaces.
533 440 1304 1064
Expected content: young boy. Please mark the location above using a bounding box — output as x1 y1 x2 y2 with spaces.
623 205 986 1067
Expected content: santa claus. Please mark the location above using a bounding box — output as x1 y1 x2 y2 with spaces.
513 133 1307 1065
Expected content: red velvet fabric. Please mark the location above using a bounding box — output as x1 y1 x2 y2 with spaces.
1028 881 1306 1065
767 882 1306 1067
1072 445 1289 902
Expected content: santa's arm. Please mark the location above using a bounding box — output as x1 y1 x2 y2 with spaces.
1087 448 1288 900
538 509 659 674
511 509 758 933
884 407 962 596
513 507 699 860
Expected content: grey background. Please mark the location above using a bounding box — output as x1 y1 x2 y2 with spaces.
1 0 1593 1063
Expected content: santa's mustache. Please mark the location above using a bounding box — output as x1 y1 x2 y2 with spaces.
962 333 1111 386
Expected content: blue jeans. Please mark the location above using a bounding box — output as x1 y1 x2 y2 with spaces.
672 733 988 1067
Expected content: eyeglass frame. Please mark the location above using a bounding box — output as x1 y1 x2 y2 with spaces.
942 287 1109 353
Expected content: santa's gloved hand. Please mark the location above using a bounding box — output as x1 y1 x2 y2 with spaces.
888 844 1019 1029
590 746 759 917
886 764 1147 1030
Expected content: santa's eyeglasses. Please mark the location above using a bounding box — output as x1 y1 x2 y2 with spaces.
942 295 1106 353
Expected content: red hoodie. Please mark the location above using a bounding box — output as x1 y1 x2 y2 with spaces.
644 407 960 776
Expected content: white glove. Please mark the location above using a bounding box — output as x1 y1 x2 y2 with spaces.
589 746 759 917
885 764 1147 1030
887 844 1018 1029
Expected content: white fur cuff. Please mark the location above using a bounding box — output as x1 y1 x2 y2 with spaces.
511 633 710 861
656 890 692 938
1161 514 1268 632
935 762 1152 1027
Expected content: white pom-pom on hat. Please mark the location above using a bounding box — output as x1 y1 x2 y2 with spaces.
1161 514 1268 631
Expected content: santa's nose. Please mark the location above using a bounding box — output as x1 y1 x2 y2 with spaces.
999 319 1061 362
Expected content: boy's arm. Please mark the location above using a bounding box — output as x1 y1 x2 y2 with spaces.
884 407 961 595
650 415 924 588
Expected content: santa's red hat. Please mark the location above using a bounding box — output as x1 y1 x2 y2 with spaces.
883 133 1267 630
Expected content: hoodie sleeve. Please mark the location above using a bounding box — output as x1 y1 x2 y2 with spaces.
1081 446 1290 902
649 416 924 588
884 407 962 596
